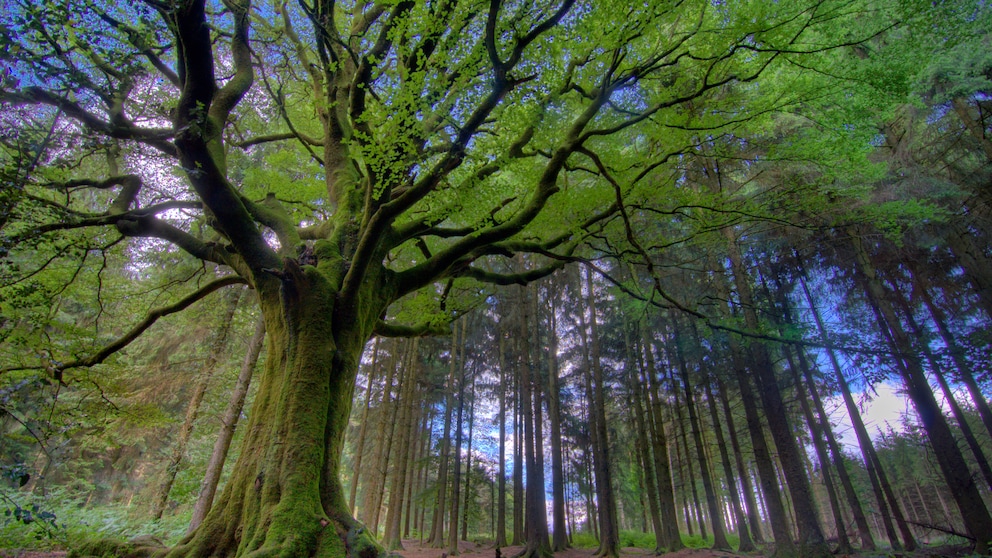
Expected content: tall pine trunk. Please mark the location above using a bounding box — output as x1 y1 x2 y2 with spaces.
797 265 905 550
496 323 509 548
582 267 620 558
448 320 469 555
154 287 243 520
703 376 754 552
677 320 730 550
348 337 381 515
626 326 665 551
642 327 685 552
723 229 829 558
715 377 765 545
429 324 462 547
547 293 570 551
384 338 421 550
851 229 992 553
189 313 265 533
515 284 552 558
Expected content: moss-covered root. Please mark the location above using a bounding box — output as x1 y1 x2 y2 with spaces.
68 535 168 558
344 524 389 558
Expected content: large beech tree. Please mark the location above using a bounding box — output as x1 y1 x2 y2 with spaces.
0 0 891 556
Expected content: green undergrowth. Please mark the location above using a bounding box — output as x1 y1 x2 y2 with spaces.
569 529 741 551
0 487 189 552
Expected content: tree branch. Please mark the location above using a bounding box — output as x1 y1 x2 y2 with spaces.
374 319 449 338
49 277 247 379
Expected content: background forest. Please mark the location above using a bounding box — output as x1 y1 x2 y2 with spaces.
1 0 991 557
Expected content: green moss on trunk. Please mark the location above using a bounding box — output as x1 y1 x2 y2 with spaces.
159 264 390 558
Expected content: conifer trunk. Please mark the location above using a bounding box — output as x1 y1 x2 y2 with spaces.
547 297 570 551
512 343 525 546
669 365 706 541
429 327 461 547
783 346 852 554
154 287 242 520
384 339 420 550
723 230 829 558
642 328 685 552
348 338 381 515
582 267 620 558
896 295 992 492
913 268 992 446
496 325 509 548
189 313 265 534
462 376 477 542
798 267 904 550
627 330 665 551
676 321 730 551
794 346 875 551
703 377 754 552
359 340 398 534
515 284 552 558
715 377 765 544
851 230 992 553
448 332 467 555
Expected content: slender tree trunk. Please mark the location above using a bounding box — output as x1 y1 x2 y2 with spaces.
513 340 525 546
625 324 665 550
548 295 570 551
367 340 408 537
703 376 755 552
429 324 462 547
794 345 876 551
668 362 706 542
448 321 469 555
711 258 797 553
497 323 509 548
893 282 992 492
584 446 598 539
715 377 765 545
411 408 433 540
384 338 421 550
154 287 243 520
797 267 903 550
462 376 477 542
642 326 685 552
348 337 381 516
515 284 552 558
914 269 992 443
677 321 730 550
188 312 265 533
783 345 852 554
851 229 992 553
583 267 620 558
723 229 829 558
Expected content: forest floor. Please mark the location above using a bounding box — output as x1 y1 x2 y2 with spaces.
0 539 974 558
398 541 737 558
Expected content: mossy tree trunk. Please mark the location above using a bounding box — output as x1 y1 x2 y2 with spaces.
167 266 393 558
